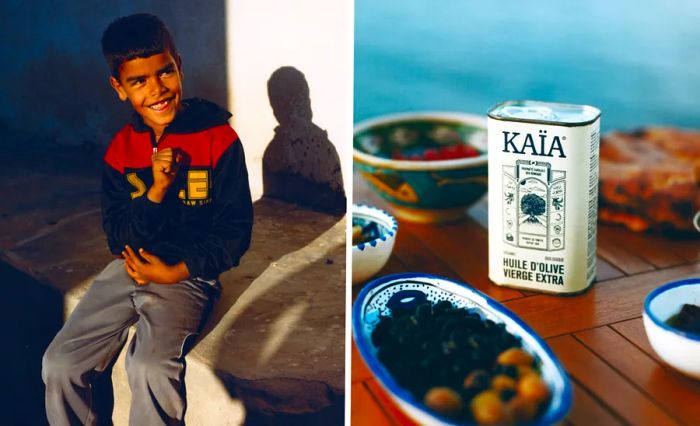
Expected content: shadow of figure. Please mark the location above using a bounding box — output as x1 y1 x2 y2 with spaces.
263 67 346 215
202 198 345 425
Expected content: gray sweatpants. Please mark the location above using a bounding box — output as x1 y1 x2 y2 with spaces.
42 259 220 426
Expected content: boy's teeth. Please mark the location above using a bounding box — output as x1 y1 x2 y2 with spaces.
150 100 170 110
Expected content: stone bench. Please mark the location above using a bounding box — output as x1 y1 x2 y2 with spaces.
0 151 345 425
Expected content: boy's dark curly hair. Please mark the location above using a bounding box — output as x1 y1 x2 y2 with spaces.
101 13 178 79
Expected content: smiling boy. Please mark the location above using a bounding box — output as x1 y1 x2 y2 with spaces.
41 14 253 425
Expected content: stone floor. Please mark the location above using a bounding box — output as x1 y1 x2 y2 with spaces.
0 146 346 425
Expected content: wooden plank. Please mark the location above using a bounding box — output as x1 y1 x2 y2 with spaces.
547 335 680 426
391 225 462 281
598 225 687 269
667 237 700 263
597 227 656 274
378 256 409 277
595 257 625 282
567 379 623 426
352 381 395 426
503 262 700 338
612 318 700 391
611 318 661 362
576 326 700 425
403 220 524 302
365 379 418 426
352 341 373 384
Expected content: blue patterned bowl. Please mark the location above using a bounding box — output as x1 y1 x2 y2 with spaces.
352 204 398 284
354 112 488 223
353 273 572 425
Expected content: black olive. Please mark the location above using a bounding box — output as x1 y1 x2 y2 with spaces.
493 364 518 379
416 302 433 318
500 388 517 402
467 334 484 350
463 369 490 391
377 346 398 365
441 318 458 337
434 300 454 315
442 340 458 356
371 317 393 346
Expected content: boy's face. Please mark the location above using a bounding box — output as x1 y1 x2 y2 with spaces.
110 51 183 138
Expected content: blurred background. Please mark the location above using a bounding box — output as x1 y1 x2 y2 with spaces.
355 0 700 131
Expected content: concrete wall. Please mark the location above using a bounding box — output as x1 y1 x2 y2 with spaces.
226 1 353 203
0 0 353 202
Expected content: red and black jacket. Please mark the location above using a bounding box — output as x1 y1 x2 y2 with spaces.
102 98 253 280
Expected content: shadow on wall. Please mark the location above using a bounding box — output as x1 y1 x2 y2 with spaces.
262 67 346 215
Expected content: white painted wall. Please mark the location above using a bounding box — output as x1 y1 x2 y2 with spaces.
226 0 353 200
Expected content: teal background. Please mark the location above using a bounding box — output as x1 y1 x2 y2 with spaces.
355 0 700 131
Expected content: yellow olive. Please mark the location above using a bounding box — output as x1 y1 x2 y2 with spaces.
471 390 508 425
424 387 462 416
491 374 517 392
518 373 550 404
497 348 534 366
507 395 539 423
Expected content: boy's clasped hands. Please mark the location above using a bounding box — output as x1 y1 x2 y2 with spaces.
122 147 189 285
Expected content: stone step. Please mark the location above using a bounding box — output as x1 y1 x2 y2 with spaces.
2 192 345 424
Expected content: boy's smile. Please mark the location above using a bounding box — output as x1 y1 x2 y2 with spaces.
110 52 183 140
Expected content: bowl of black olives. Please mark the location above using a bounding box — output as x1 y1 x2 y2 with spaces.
352 273 571 425
643 278 700 379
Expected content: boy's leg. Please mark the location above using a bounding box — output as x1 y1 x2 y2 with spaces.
42 259 138 426
125 277 219 425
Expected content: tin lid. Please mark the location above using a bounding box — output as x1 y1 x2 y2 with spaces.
488 100 601 127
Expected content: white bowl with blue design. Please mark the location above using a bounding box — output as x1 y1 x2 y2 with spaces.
643 278 700 379
352 273 572 425
352 204 398 284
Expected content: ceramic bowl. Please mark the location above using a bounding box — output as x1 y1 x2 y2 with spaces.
354 112 488 223
353 273 572 425
643 278 700 379
352 204 398 284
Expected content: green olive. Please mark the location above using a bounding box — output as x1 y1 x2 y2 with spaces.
424 387 462 416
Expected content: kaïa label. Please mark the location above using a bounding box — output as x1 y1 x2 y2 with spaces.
502 160 566 251
502 129 566 158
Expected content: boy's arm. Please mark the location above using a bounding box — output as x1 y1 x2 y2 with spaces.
183 139 253 280
102 148 181 255
101 163 170 255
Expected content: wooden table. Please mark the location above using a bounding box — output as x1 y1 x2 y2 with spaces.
352 173 700 426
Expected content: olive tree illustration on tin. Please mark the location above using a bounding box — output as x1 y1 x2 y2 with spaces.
521 193 546 224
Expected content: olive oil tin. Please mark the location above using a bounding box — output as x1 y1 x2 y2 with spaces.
487 100 601 294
